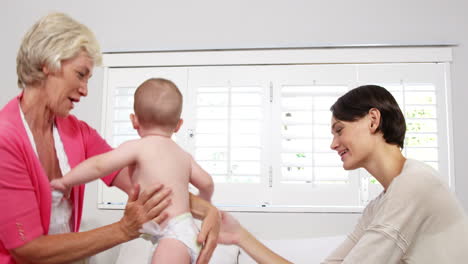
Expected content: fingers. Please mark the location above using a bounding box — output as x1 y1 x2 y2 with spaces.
138 183 165 205
196 223 214 264
134 184 172 224
197 208 220 264
119 184 172 240
128 184 140 202
143 187 171 213
153 211 169 225
197 225 208 244
197 233 217 264
148 197 171 224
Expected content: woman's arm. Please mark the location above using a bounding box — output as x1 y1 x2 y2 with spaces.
11 222 129 264
238 230 292 264
190 194 221 264
218 211 292 264
10 184 171 264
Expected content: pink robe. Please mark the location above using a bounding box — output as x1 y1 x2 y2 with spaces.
0 95 118 263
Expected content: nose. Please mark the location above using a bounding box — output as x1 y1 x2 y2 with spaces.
79 82 88 97
330 136 339 151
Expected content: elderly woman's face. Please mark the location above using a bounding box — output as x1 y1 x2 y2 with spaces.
44 51 94 117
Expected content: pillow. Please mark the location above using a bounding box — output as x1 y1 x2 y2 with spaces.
210 245 240 264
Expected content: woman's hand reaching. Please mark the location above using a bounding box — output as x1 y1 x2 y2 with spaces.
118 184 172 240
217 211 244 245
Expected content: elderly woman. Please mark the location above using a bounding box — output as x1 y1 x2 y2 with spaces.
217 85 468 264
0 13 219 264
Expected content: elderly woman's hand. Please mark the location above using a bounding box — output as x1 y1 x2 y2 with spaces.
118 184 171 239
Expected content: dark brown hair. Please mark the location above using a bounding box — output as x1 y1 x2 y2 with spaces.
330 85 406 148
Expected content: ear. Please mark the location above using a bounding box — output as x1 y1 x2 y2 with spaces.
368 108 381 133
42 64 50 75
174 119 183 133
130 114 139 130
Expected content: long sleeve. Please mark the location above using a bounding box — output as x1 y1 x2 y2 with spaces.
0 97 50 252
323 159 468 263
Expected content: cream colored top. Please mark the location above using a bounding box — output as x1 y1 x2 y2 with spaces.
19 102 73 234
323 159 468 264
20 103 85 264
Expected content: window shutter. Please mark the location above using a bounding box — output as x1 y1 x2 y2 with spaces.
269 65 361 207
187 67 270 207
98 51 453 212
357 63 451 203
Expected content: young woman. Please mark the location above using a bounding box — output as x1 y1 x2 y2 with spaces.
218 85 468 263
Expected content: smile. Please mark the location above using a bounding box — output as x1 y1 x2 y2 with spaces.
69 97 80 103
339 149 348 157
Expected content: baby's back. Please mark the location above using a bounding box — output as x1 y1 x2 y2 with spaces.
132 136 191 222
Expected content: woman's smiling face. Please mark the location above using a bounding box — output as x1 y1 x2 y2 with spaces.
330 115 375 171
43 51 94 117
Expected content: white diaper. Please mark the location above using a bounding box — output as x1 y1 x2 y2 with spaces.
139 213 201 264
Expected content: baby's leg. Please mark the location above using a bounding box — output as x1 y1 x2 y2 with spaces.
151 238 191 264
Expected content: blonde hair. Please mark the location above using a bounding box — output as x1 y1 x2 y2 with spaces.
16 12 102 88
134 78 183 130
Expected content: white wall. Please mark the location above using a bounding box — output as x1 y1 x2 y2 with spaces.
2 1 468 263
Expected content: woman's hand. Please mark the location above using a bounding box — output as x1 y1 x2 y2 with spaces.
196 205 221 264
118 184 171 239
218 211 244 245
189 194 221 264
218 211 293 264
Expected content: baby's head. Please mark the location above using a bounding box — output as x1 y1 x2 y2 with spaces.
133 78 182 132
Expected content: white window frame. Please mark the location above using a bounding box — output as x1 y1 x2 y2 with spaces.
97 47 454 212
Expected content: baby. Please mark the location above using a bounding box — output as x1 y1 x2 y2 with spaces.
51 78 214 264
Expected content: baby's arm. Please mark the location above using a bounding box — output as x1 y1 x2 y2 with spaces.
189 156 214 202
53 140 140 189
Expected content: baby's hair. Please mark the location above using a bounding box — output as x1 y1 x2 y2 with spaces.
134 78 182 129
